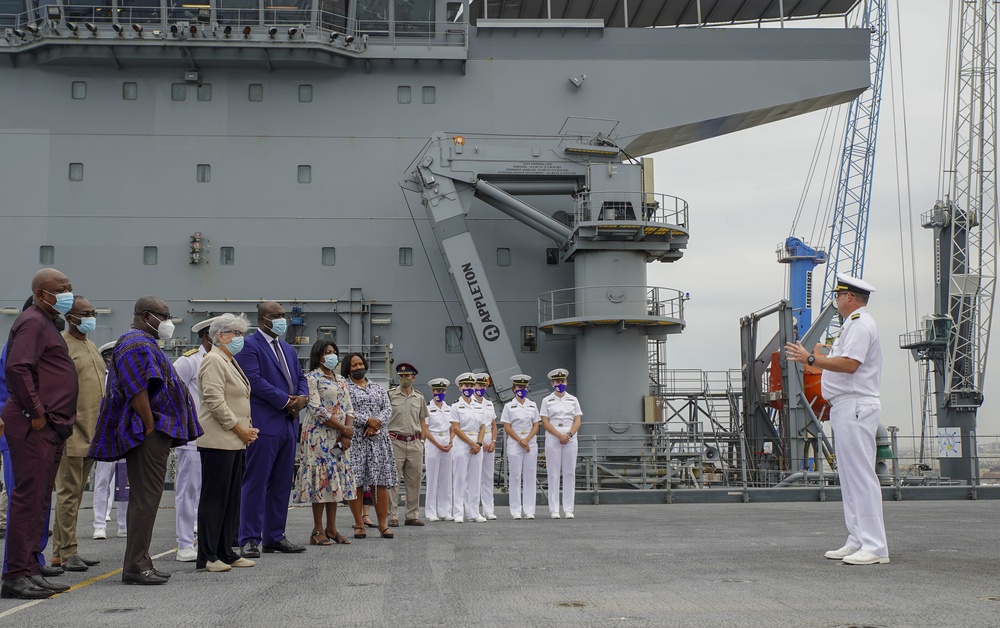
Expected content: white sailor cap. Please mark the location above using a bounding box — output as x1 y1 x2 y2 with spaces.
99 341 116 355
834 274 875 296
473 372 491 385
192 316 220 335
428 377 450 389
510 374 532 386
456 372 477 385
547 368 569 380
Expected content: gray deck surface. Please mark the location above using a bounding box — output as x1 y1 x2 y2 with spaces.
1 495 998 627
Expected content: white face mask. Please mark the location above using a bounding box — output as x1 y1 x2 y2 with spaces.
149 313 175 341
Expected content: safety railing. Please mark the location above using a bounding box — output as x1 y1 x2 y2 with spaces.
538 285 686 328
573 191 688 229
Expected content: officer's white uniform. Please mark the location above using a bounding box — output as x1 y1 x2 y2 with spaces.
423 378 453 521
501 380 540 519
172 318 217 557
473 374 497 519
450 374 485 522
823 284 887 559
92 341 127 538
540 369 582 518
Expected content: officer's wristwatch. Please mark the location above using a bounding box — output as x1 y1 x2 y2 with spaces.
807 355 816 366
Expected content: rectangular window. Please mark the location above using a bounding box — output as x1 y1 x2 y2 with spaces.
397 86 411 104
68 163 84 181
546 248 560 266
197 84 212 101
39 245 54 264
143 246 158 265
71 81 86 99
321 247 336 266
422 86 436 104
521 326 538 352
122 82 138 100
171 83 187 101
248 83 263 102
445 326 462 353
398 247 413 266
196 164 211 183
497 247 511 267
220 246 235 265
446 1 464 22
298 84 313 102
297 165 312 184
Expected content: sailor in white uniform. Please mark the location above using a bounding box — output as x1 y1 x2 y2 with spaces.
422 378 453 522
500 374 540 520
92 341 127 539
170 316 217 562
785 274 889 565
449 373 486 523
540 368 582 519
473 372 498 520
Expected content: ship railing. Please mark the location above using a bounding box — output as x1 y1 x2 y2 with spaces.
538 285 685 327
573 191 688 230
1 6 468 49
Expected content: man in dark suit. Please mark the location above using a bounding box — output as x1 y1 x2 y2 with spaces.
235 301 308 556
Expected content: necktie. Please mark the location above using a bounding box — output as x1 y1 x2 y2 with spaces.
272 338 294 391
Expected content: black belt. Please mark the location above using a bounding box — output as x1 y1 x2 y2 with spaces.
389 433 421 442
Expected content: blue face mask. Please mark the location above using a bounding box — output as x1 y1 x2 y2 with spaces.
323 354 339 370
433 392 446 402
44 290 75 315
474 387 486 397
554 383 567 393
269 318 287 336
75 316 97 334
226 336 245 355
461 388 474 398
514 388 528 399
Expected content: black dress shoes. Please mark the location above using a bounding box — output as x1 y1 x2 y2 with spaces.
150 568 172 579
241 541 261 558
122 570 168 586
62 555 90 572
39 564 64 577
262 538 306 554
80 555 101 567
1 576 54 599
30 575 70 593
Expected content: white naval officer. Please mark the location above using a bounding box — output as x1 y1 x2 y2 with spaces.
92 341 127 540
449 372 486 523
540 368 582 519
785 274 889 565
472 372 498 520
500 374 540 520
170 316 218 562
422 378 454 522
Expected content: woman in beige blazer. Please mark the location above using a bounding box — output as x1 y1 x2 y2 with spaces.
195 313 258 573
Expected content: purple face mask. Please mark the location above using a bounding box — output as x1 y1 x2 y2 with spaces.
514 388 528 399
474 387 486 397
433 392 446 402
554 383 567 393
461 388 474 398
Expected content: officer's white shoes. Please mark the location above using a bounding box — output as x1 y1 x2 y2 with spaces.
444 516 455 521
454 517 464 523
564 512 574 519
427 517 440 522
117 528 128 538
824 545 860 560
472 516 488 523
550 513 561 519
486 514 497 521
526 514 535 520
176 547 198 562
512 515 522 520
93 528 107 540
842 550 889 565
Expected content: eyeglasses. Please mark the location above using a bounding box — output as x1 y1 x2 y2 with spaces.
139 310 172 319
69 310 97 318
221 330 245 336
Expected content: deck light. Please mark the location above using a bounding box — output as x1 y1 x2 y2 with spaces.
287 26 297 38
329 32 338 41
9 28 25 40
170 24 179 36
223 25 232 37
85 22 97 34
24 24 40 36
189 24 198 35
66 22 78 34
112 23 123 36
46 6 61 21
132 23 143 36
243 25 252 37
344 34 354 44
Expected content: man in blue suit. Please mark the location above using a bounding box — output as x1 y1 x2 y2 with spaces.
235 302 308 556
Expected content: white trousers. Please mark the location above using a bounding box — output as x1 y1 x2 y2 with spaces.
424 443 453 519
92 461 128 530
831 396 888 557
174 447 202 549
506 438 537 517
479 432 495 516
451 442 483 519
545 431 577 515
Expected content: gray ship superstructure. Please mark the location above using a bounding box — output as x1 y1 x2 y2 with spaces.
0 0 870 461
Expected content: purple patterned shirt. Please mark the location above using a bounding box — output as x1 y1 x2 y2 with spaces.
88 328 202 460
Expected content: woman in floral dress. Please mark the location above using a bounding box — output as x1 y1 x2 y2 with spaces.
341 352 398 539
293 341 357 545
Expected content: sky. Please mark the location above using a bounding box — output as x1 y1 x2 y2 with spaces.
645 1 1000 445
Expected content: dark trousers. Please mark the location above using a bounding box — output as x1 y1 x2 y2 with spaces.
239 421 295 545
123 429 172 574
2 425 63 580
197 448 244 567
